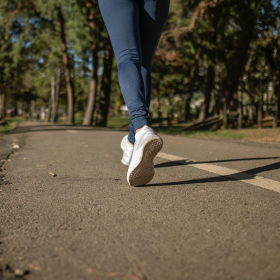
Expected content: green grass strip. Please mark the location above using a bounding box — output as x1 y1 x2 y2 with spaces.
0 120 17 135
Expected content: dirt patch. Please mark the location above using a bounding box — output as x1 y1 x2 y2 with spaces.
240 128 280 143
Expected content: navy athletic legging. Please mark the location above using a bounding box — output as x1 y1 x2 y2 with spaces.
98 0 170 144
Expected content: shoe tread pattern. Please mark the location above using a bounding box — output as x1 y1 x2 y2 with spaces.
128 136 163 186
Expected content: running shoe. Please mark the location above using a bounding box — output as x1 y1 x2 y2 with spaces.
127 126 163 186
121 135 133 166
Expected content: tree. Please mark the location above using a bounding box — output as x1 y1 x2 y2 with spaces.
56 5 75 124
96 32 113 126
81 0 101 126
219 0 262 128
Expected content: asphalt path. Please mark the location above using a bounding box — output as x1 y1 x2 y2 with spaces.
1 122 280 280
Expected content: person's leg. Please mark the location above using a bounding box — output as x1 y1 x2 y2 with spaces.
139 0 170 107
98 0 148 145
127 0 169 145
126 0 170 185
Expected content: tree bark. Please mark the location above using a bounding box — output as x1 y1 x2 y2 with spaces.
219 2 260 128
237 101 243 130
52 67 61 123
46 76 55 123
50 75 55 122
83 4 99 126
258 100 263 128
83 47 99 126
272 73 279 128
222 101 228 129
198 65 215 122
248 98 255 126
237 89 244 130
0 91 5 121
57 6 75 125
183 66 198 122
273 100 278 128
96 33 113 126
0 82 5 120
198 9 217 123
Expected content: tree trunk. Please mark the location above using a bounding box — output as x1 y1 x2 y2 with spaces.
198 10 217 123
52 67 61 123
248 101 254 126
57 6 75 125
273 100 278 128
219 2 260 128
272 73 279 128
83 4 99 126
258 100 263 128
198 65 215 122
237 101 243 130
0 92 5 121
46 100 50 122
50 75 55 122
46 76 55 123
83 47 98 126
222 101 228 129
238 88 245 129
0 82 5 120
183 67 198 122
277 93 280 126
96 33 113 126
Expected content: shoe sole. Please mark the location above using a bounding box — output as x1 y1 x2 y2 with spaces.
121 137 130 166
128 136 163 187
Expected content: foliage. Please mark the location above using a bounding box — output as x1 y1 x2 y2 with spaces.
0 0 279 128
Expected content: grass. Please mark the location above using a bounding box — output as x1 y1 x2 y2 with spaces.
107 116 280 143
2 115 279 143
155 127 280 143
107 116 130 129
153 127 245 140
0 120 17 135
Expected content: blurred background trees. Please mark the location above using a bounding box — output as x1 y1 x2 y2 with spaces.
0 0 279 130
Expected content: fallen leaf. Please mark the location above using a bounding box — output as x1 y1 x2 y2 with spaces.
29 264 41 271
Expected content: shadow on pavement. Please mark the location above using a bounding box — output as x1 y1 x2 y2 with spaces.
146 159 280 187
155 157 280 168
145 176 234 187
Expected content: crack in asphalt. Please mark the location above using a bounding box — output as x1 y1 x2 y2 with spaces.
0 134 26 280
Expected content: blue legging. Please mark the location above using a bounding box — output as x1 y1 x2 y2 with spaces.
98 0 170 144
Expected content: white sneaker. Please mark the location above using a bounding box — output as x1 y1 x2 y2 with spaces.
127 126 163 186
121 135 133 166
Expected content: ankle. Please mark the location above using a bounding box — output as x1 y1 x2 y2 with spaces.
136 125 148 134
135 127 143 134
127 140 134 147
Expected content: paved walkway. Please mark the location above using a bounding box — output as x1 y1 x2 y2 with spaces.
1 122 280 280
